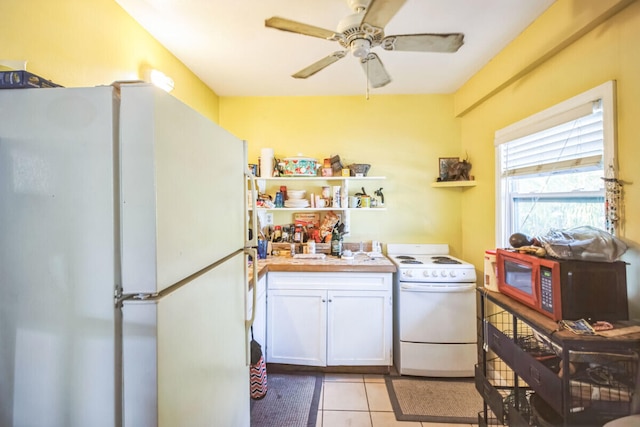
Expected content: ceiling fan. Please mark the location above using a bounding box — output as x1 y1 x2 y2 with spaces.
265 0 464 88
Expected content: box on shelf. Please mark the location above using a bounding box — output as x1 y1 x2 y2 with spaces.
294 213 320 229
0 71 62 89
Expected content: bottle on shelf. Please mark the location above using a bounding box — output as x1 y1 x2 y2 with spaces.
293 225 303 243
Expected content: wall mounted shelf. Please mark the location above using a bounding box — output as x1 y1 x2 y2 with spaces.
431 180 476 188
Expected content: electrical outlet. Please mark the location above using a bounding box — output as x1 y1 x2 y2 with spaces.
265 212 274 225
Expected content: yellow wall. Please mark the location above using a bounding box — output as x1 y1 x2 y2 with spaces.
220 95 465 252
0 0 219 122
456 0 640 316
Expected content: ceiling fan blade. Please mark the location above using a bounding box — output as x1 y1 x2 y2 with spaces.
265 17 337 40
292 51 347 79
382 33 464 53
360 53 391 88
361 0 407 29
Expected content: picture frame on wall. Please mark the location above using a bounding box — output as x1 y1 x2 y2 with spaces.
438 157 459 181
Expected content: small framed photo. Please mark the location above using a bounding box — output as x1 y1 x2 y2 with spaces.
439 157 459 181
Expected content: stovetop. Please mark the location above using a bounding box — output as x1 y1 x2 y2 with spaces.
393 254 468 266
387 243 477 283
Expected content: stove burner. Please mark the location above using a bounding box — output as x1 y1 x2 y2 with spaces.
431 256 462 265
395 255 416 260
401 260 423 264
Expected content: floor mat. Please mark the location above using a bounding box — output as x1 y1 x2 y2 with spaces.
250 372 323 427
385 375 482 424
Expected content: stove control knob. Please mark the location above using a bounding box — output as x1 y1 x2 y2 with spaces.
449 271 457 278
404 270 412 278
440 270 447 277
431 270 438 277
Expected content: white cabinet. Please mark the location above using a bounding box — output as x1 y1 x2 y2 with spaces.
266 272 392 367
327 290 390 366
267 288 327 366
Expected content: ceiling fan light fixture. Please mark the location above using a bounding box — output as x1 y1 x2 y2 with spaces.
350 38 371 58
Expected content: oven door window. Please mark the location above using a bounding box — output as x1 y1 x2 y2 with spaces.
504 260 534 295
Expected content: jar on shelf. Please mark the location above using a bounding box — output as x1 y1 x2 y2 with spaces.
293 225 303 243
273 225 282 242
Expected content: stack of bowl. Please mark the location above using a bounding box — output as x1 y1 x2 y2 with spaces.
284 189 309 208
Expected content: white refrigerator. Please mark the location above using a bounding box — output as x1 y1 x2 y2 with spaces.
0 84 255 427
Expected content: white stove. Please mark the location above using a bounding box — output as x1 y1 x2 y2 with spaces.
387 243 477 377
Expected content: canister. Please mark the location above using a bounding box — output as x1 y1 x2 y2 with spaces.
484 250 499 291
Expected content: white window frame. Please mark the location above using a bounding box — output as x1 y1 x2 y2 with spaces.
494 80 617 247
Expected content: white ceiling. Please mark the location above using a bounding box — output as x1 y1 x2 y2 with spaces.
115 0 555 97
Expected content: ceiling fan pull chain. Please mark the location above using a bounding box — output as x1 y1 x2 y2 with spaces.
365 57 370 100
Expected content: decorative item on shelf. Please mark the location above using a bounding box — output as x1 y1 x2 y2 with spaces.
348 163 370 177
330 155 343 176
437 155 473 182
374 188 384 206
280 156 320 176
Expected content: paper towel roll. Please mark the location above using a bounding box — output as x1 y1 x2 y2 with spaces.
260 148 274 177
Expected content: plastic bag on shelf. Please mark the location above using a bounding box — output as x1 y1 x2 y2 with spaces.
535 226 627 262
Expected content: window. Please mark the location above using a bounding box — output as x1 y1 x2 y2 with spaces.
495 81 620 247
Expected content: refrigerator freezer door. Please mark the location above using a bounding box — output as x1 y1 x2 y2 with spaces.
122 252 250 427
0 87 118 426
119 85 246 294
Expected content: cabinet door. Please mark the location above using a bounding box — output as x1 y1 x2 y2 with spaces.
266 289 327 366
327 290 392 366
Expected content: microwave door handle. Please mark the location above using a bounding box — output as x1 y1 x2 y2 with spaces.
531 265 542 302
400 283 475 293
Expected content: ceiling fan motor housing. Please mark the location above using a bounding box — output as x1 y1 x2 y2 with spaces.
350 38 371 57
337 11 384 57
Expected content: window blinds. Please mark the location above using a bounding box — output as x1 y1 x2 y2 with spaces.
499 101 603 177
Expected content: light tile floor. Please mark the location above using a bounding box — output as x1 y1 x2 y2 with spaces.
315 373 478 427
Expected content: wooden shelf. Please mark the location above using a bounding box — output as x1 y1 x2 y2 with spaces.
431 180 476 188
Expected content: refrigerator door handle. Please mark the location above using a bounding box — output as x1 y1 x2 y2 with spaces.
245 247 258 366
244 140 258 248
117 250 246 305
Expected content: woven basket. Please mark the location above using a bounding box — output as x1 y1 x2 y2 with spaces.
348 163 370 176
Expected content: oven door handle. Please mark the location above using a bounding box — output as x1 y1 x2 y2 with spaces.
400 283 476 293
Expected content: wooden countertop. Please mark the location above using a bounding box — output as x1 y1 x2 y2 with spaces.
249 253 396 281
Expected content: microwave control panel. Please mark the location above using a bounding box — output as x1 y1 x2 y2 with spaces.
540 267 554 313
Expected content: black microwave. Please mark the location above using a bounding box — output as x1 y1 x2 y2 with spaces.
496 249 629 322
